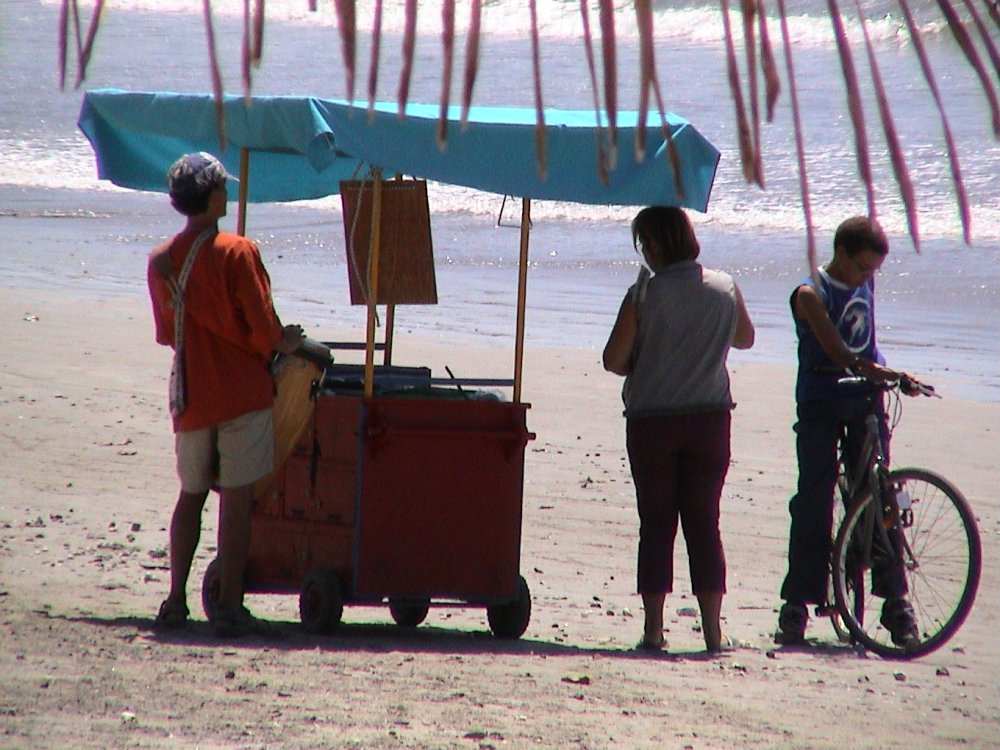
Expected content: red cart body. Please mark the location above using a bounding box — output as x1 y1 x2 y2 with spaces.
208 364 535 637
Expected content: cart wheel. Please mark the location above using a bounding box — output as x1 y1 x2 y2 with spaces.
299 567 344 634
389 598 430 628
487 575 531 639
201 557 222 621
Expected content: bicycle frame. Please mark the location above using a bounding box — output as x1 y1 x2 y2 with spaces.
825 375 980 658
836 407 905 625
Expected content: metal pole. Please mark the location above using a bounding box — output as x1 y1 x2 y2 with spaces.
237 148 250 236
383 173 402 366
384 304 395 365
364 172 384 398
513 198 531 403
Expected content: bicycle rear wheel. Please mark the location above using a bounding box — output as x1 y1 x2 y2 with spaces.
832 468 981 659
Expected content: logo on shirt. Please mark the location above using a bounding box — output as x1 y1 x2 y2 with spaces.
838 297 872 354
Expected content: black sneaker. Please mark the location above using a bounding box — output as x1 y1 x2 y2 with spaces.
774 601 808 644
880 598 920 648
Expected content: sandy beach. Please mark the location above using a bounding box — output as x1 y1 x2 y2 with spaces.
1 286 997 749
2 0 998 744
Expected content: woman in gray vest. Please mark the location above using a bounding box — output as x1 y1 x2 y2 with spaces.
603 206 755 652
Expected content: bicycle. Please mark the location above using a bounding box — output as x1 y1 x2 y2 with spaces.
816 373 982 659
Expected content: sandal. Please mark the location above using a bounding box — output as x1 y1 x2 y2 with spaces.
154 599 189 629
212 605 276 639
635 635 667 652
707 634 743 654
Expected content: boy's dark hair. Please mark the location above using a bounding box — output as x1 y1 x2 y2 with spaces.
834 215 889 257
170 190 214 217
631 206 700 266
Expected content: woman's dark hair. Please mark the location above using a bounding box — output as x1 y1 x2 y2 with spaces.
834 215 889 257
631 206 700 266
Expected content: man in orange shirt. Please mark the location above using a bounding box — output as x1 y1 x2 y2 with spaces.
148 152 303 637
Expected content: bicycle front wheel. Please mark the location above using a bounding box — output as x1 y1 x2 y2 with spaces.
832 468 981 659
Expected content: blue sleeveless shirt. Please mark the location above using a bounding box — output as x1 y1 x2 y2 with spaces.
793 267 885 403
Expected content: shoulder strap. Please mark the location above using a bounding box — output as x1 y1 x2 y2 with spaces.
153 229 215 302
166 229 215 419
171 229 215 348
175 229 214 295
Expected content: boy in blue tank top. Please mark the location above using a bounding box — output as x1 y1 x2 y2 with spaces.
775 216 920 648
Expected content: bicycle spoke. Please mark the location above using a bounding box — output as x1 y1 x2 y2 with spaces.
824 379 979 659
833 469 980 658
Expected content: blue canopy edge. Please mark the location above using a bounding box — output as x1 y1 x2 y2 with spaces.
79 89 719 210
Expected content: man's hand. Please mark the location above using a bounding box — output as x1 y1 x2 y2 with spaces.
275 324 305 355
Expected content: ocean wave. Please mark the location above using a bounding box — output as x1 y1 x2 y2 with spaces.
39 0 949 49
4 133 995 245
15 0 997 244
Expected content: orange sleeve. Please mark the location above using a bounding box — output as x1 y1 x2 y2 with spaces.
230 241 284 359
147 253 174 348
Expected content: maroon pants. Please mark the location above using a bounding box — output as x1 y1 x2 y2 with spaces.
626 410 731 595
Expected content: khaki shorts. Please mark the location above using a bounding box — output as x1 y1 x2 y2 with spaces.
175 408 274 493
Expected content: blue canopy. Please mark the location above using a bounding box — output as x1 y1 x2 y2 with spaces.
79 88 719 210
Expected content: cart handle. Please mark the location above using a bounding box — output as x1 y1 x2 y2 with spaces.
365 423 535 460
428 378 516 387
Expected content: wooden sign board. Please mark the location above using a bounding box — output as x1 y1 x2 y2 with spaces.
340 179 438 305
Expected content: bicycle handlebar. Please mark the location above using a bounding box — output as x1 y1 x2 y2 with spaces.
836 373 940 398
900 374 939 398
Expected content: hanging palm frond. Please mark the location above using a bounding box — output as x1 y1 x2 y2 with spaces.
720 0 760 186
756 2 781 123
366 0 383 118
826 0 877 219
599 0 619 168
203 0 227 150
853 0 920 250
773 0 818 276
898 0 972 244
635 0 684 200
460 0 483 128
57 0 106 90
398 0 418 118
579 0 611 184
739 0 765 187
437 0 456 148
58 0 1000 253
938 0 1000 136
529 0 547 180
333 0 357 104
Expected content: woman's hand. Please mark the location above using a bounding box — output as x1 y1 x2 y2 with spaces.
603 292 639 376
732 283 755 350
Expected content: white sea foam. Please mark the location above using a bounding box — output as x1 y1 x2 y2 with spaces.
20 0 999 245
3 129 995 244
40 0 949 48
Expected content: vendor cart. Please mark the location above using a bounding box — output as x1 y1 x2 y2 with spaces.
218 358 535 636
79 91 719 638
204 174 539 636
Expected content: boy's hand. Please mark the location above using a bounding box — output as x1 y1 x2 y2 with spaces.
851 358 896 383
900 373 936 397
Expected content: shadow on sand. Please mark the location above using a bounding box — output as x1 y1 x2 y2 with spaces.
36 608 773 663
